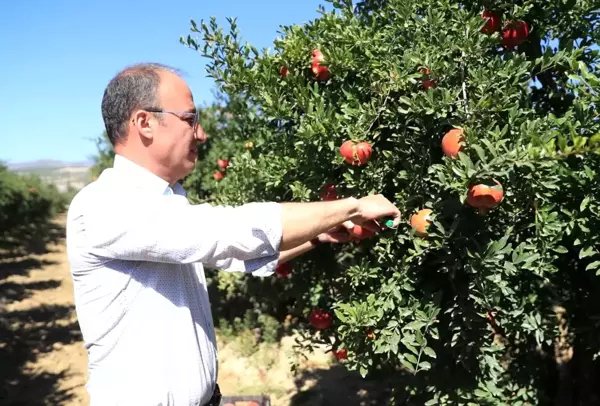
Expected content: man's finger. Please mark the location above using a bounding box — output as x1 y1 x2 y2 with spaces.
342 220 355 230
360 220 382 233
384 212 401 228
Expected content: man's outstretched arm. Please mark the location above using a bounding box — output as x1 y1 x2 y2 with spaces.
71 188 399 267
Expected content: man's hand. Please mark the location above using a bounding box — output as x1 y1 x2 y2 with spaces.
351 194 401 231
277 198 398 265
316 225 353 244
279 194 400 251
278 225 353 265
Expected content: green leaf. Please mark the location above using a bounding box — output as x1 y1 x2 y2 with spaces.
586 261 600 271
419 361 431 370
334 312 349 324
404 353 418 364
580 197 591 212
405 343 419 355
589 133 600 146
404 320 427 330
423 347 437 358
474 389 488 397
389 333 400 354
400 358 415 372
553 246 569 254
580 246 597 259
473 145 487 162
359 366 368 378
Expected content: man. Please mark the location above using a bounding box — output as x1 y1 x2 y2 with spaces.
66 63 401 406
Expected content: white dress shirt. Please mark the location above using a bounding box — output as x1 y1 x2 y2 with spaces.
66 155 282 406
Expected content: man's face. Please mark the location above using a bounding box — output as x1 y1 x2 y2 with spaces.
149 72 206 182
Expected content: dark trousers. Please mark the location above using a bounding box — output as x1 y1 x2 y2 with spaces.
203 384 222 406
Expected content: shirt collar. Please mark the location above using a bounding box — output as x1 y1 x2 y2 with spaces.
112 154 187 197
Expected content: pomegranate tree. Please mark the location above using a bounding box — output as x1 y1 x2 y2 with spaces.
180 1 600 404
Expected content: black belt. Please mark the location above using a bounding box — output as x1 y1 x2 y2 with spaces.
203 384 222 406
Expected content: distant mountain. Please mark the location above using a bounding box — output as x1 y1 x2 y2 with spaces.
1 160 94 193
7 159 93 170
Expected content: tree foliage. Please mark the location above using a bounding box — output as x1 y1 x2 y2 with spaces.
0 164 67 232
179 0 600 403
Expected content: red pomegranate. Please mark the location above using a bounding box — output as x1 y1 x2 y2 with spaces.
420 67 437 90
320 184 338 201
217 159 229 169
275 262 292 278
311 49 330 81
481 10 501 34
501 21 529 48
333 348 348 360
309 308 333 330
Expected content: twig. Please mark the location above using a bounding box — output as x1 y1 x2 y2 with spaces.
461 51 471 120
363 88 392 139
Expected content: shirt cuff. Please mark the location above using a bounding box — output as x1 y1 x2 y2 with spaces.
239 201 282 277
246 254 280 277
211 201 282 276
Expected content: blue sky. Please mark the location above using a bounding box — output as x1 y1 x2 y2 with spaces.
0 0 330 164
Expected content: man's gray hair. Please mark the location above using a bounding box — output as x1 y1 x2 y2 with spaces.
101 63 182 146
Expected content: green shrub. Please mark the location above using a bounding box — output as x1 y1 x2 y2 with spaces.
0 164 67 232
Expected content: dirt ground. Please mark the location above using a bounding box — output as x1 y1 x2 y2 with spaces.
0 214 391 406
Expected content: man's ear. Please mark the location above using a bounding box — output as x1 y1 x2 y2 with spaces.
131 110 154 141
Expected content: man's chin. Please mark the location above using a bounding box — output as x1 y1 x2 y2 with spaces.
184 157 197 171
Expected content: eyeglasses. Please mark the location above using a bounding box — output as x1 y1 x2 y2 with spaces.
145 108 200 132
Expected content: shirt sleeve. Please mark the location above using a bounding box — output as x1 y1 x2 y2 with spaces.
207 255 280 277
201 203 282 277
70 189 283 268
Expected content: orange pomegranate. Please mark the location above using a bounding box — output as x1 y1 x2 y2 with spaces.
355 142 372 164
410 209 433 237
280 65 288 78
349 225 375 240
213 171 224 181
441 128 464 158
339 140 355 164
466 180 504 210
339 140 372 165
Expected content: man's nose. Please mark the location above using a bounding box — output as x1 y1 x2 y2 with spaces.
195 124 207 143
